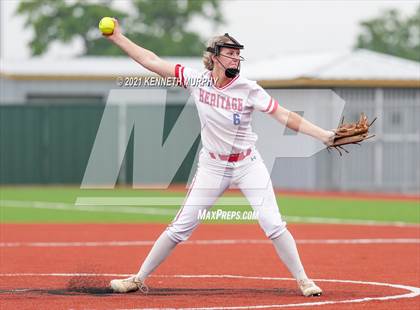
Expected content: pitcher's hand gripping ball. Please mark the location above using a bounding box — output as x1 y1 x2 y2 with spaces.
327 113 377 156
99 17 115 35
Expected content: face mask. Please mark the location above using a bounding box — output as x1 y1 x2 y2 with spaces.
206 33 244 78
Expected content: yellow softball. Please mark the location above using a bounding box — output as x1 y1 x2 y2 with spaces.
99 17 115 35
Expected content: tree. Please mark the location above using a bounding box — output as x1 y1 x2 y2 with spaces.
355 6 420 62
16 0 223 56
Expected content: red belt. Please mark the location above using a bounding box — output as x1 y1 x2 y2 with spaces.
209 148 252 162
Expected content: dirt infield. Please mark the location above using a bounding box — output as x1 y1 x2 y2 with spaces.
1 223 419 309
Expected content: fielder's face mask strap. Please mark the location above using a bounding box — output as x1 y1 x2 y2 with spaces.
206 33 244 78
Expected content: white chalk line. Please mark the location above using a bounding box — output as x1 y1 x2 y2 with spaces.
283 216 419 227
1 199 418 227
0 238 419 248
0 273 418 309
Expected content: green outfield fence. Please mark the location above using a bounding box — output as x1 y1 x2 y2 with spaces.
0 103 197 184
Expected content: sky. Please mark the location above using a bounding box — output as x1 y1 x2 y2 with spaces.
1 0 418 61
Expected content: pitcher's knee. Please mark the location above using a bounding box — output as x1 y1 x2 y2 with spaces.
165 224 196 243
263 221 287 240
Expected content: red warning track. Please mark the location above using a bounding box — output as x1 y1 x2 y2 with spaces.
1 223 419 309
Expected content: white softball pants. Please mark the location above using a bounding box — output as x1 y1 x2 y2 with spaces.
166 148 287 243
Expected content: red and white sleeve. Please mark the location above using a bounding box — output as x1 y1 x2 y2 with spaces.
249 84 279 114
261 97 279 114
175 64 186 88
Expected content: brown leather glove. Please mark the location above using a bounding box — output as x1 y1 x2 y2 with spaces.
328 113 377 156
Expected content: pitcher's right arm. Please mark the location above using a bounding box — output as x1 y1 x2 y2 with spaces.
105 19 176 78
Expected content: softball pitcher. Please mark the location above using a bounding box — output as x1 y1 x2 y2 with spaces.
105 19 334 297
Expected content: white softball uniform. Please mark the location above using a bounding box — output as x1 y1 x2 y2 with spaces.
166 64 286 243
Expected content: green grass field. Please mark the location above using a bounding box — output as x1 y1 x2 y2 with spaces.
0 187 419 224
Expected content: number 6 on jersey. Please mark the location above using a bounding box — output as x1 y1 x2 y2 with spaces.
233 113 241 125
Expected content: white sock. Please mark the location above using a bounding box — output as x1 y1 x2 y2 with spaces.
272 229 308 281
136 231 177 282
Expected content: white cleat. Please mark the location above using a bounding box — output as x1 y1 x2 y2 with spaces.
110 276 149 293
298 279 323 297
